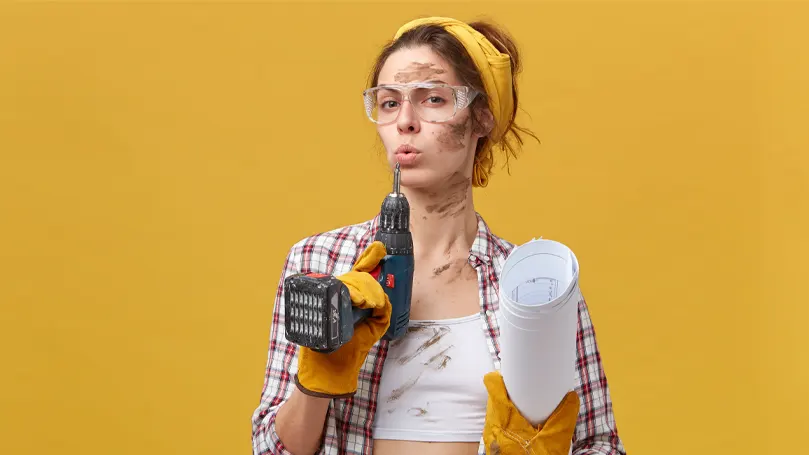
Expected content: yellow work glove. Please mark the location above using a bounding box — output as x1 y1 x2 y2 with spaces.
483 371 580 455
294 241 392 398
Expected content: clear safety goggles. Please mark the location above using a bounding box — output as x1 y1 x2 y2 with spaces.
362 83 480 125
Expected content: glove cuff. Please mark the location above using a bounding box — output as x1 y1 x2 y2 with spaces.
294 374 357 400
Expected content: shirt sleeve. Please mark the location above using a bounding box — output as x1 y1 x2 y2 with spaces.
571 295 627 455
251 247 301 455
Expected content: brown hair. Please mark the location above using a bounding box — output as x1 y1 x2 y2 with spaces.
367 18 538 182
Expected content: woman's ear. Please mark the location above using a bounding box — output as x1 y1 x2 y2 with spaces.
472 107 495 138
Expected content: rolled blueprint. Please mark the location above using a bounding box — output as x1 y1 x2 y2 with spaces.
498 238 580 426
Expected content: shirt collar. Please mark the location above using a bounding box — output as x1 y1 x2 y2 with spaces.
469 212 495 265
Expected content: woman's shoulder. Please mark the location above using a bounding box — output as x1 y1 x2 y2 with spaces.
284 217 377 275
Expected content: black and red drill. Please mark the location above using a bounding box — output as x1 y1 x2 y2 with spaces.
283 163 415 352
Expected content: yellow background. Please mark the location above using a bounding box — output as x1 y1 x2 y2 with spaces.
1 1 807 454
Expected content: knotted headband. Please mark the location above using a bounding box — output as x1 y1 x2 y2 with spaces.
393 17 516 186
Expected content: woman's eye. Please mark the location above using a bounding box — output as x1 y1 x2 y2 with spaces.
426 96 445 104
380 100 399 109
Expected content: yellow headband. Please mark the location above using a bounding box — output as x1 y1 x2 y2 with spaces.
393 17 515 187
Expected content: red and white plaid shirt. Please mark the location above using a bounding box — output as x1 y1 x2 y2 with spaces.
252 213 626 455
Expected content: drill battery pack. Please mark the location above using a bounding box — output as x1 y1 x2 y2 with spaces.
283 273 371 353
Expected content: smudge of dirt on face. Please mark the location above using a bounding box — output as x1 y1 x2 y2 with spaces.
397 326 450 365
393 62 446 83
407 407 428 417
436 120 469 152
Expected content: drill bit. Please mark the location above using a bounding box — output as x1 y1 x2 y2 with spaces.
393 162 401 195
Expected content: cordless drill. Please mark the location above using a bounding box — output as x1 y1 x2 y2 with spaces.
283 163 415 353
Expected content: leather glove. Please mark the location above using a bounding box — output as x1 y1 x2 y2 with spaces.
483 371 580 455
294 241 392 398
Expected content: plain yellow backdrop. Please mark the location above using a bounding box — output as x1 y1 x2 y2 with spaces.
1 1 807 454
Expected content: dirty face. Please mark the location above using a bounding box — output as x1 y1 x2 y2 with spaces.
375 45 491 191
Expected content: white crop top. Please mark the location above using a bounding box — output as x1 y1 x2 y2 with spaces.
373 312 495 442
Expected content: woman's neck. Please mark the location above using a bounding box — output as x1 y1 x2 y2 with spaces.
401 175 478 262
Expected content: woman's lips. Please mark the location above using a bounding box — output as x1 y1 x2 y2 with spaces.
395 151 420 166
394 144 422 166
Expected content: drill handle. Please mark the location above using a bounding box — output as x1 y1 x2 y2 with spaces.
368 254 415 341
352 306 373 325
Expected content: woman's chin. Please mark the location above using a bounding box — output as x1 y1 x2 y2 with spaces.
398 168 439 190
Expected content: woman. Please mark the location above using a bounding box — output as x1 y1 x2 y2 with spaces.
252 16 625 455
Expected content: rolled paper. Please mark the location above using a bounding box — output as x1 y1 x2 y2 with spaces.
498 238 580 426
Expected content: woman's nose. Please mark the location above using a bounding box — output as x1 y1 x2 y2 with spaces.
396 101 420 134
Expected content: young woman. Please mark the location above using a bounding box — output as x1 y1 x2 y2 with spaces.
252 16 625 455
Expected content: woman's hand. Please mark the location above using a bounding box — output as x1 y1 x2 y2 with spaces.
483 371 580 454
294 241 392 398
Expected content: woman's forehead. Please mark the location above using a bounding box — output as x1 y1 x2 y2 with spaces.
378 47 459 86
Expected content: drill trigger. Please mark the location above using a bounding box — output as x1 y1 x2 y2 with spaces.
369 264 381 280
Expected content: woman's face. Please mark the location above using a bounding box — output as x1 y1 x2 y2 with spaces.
374 46 490 191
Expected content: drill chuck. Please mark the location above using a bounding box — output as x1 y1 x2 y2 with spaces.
377 163 413 256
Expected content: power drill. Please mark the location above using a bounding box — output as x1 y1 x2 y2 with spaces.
283 163 415 353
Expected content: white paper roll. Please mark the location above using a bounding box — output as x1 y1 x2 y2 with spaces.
498 238 580 426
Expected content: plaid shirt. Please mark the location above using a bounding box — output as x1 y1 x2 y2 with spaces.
252 213 626 455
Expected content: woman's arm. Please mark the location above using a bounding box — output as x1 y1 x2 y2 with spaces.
274 389 331 454
571 295 626 455
251 245 330 455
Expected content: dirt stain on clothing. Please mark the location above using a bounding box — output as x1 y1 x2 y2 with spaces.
387 372 422 402
397 326 450 365
390 325 426 349
425 345 453 370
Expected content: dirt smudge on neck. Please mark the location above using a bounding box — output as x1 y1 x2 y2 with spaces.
425 174 471 219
